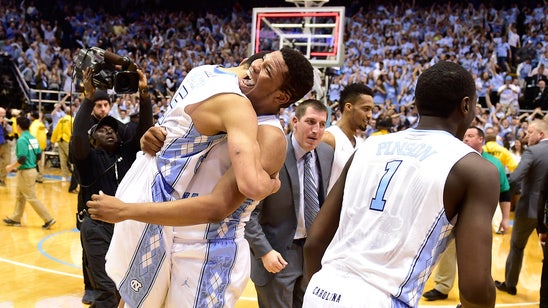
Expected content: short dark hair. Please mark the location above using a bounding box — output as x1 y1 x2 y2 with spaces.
92 90 111 104
415 61 476 118
279 47 314 107
243 51 269 67
16 116 30 130
469 126 485 139
339 83 374 114
294 99 328 119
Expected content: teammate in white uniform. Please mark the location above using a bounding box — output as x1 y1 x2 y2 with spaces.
303 61 498 308
166 115 282 308
88 48 314 307
324 125 354 190
322 83 374 192
108 65 250 307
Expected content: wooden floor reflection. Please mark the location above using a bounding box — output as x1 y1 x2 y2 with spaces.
0 166 542 307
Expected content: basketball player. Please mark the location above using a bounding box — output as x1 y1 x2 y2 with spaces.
321 83 374 192
88 48 314 307
303 61 498 307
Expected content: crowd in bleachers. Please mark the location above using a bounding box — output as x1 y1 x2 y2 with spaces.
1 0 548 146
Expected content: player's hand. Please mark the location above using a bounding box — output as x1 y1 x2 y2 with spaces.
261 250 288 274
86 191 127 223
269 172 281 195
140 126 167 156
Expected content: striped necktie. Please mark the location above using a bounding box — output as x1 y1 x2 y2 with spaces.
303 151 319 231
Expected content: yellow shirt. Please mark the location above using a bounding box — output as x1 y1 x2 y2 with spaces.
8 116 18 138
50 114 74 143
29 119 47 150
370 129 389 136
482 141 518 173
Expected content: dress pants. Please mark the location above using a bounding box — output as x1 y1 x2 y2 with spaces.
541 242 548 308
80 217 120 308
255 240 307 308
57 140 72 178
505 216 539 288
11 168 53 222
0 142 10 183
433 235 457 294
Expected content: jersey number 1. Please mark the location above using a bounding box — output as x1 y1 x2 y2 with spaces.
370 160 402 211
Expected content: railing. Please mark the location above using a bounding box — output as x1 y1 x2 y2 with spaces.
6 58 32 105
29 89 83 111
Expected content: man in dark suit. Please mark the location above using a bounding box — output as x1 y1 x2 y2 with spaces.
533 80 548 110
245 99 334 308
539 176 548 307
496 119 548 295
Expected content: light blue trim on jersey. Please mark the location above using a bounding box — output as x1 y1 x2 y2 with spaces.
390 295 411 308
119 223 167 308
205 198 254 240
152 124 226 202
194 238 238 308
192 198 254 307
394 209 453 306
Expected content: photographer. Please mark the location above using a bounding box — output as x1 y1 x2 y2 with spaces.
70 66 152 307
0 107 12 187
72 48 146 304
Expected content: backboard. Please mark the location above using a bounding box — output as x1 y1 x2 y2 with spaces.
251 6 345 67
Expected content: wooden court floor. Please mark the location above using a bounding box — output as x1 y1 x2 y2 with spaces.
0 165 543 307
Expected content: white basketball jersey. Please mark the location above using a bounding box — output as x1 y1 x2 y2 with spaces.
167 115 283 308
326 124 356 192
172 114 282 241
318 129 474 307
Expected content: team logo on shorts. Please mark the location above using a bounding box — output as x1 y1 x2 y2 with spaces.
130 279 143 292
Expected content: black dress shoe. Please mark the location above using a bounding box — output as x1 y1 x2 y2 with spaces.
423 288 448 301
495 280 517 295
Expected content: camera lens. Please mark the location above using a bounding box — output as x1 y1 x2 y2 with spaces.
114 72 139 94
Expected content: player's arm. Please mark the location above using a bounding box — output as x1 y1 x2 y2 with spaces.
321 130 336 149
449 154 497 308
303 153 353 283
87 125 286 225
195 94 280 201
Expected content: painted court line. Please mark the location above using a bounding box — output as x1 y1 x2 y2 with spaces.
37 228 82 269
2 228 540 307
0 256 82 279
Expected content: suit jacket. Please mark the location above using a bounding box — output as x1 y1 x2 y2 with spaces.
245 134 334 286
538 175 548 234
540 89 548 110
509 139 548 219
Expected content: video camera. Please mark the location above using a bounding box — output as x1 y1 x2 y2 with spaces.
74 47 139 94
